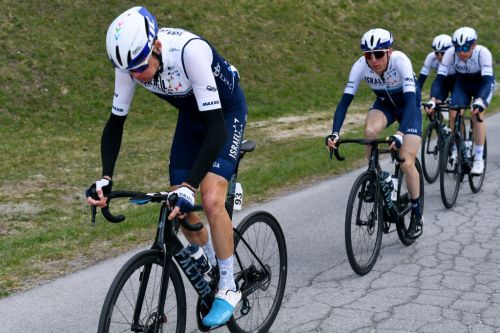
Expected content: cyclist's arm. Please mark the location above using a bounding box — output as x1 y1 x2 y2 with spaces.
332 93 354 133
417 52 434 90
430 49 453 100
101 114 127 178
417 73 427 91
398 91 418 135
102 69 137 178
477 47 494 105
331 57 364 134
396 55 418 135
182 39 227 189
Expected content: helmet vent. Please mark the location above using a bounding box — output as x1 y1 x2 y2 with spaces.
144 17 149 38
115 46 123 66
127 51 132 67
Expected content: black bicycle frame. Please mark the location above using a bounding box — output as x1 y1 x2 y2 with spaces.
130 143 258 328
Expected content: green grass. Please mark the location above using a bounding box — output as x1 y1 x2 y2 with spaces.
0 0 499 297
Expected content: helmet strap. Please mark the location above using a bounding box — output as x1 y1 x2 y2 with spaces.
151 48 163 80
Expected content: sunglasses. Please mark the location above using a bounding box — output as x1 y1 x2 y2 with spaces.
129 49 154 73
434 51 445 56
364 50 387 60
455 44 472 53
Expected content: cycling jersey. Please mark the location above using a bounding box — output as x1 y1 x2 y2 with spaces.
103 27 247 188
417 52 456 100
432 45 495 106
111 28 240 115
332 51 421 136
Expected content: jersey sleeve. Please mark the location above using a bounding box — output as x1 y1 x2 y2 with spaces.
111 69 136 116
183 39 222 111
343 57 365 95
436 48 454 77
396 53 416 94
419 52 434 76
479 47 494 76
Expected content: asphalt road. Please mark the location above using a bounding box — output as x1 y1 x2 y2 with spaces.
1 113 500 333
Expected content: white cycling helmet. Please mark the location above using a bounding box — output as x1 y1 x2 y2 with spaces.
106 6 158 70
360 28 393 51
432 34 452 52
452 27 477 46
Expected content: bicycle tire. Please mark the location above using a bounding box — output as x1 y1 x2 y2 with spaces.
469 138 487 193
421 122 441 184
345 171 383 276
440 135 462 209
227 211 287 333
396 158 424 246
98 249 186 333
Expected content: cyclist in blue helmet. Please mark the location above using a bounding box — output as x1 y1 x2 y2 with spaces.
427 27 495 175
326 28 423 239
86 6 246 327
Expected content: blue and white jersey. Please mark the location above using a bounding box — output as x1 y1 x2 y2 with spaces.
420 51 456 76
344 51 416 106
438 45 493 79
111 28 239 115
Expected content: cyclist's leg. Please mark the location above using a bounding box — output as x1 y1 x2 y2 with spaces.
364 103 390 158
400 134 421 201
169 109 214 258
201 87 247 327
471 81 494 173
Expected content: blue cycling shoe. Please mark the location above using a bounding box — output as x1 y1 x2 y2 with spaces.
202 289 241 327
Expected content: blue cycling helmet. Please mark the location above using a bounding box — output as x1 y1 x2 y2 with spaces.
452 27 477 47
106 6 158 70
360 28 393 51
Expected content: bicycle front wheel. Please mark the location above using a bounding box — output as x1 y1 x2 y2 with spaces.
227 211 287 333
345 171 383 276
98 249 186 333
469 138 487 193
421 122 441 183
396 158 424 246
440 135 462 208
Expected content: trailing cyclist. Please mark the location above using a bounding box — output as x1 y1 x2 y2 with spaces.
426 27 495 175
419 34 456 129
418 34 456 101
326 28 424 239
86 6 246 327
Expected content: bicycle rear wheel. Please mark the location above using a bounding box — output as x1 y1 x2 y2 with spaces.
227 211 287 333
421 122 441 183
345 171 383 276
440 135 462 209
396 158 424 246
469 138 487 193
98 249 186 333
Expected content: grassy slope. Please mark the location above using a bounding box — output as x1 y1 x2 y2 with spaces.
0 0 498 296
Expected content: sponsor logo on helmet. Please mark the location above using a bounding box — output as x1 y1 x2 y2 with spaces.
114 21 125 40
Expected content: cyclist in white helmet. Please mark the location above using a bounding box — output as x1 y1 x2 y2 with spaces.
426 27 495 175
326 28 423 239
86 6 246 327
417 34 456 103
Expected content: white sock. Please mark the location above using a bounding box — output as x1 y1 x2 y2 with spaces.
218 255 236 291
474 145 484 161
201 238 217 267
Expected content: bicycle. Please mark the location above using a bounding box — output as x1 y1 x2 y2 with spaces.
94 140 288 333
421 102 451 183
439 106 487 208
331 138 424 275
